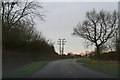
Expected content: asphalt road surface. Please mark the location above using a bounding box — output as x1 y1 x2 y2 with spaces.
28 59 115 78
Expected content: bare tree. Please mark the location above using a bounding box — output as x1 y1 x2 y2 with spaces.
73 10 118 57
2 0 44 34
2 0 45 44
103 37 117 52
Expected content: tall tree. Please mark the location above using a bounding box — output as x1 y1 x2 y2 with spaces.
102 32 118 52
73 10 118 57
2 0 44 42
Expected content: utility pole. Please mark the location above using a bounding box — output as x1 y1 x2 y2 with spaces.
57 39 62 55
57 39 66 55
61 39 66 55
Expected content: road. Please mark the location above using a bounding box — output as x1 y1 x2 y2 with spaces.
28 59 115 78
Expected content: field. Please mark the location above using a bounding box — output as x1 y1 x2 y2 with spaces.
77 58 119 77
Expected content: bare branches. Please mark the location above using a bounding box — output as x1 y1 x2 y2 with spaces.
2 1 44 31
73 10 118 55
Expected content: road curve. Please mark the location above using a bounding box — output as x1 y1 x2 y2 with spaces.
28 59 115 78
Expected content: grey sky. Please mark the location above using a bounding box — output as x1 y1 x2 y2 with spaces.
35 2 118 54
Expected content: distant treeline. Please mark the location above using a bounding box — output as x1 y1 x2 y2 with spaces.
99 51 118 61
87 51 118 61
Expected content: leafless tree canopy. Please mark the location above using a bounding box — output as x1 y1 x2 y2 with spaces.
73 10 118 55
2 0 44 32
2 0 55 53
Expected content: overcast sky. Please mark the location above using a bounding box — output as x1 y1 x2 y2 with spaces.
35 2 118 54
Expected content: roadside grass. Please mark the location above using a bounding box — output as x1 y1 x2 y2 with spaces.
3 61 48 78
76 58 119 77
3 56 77 78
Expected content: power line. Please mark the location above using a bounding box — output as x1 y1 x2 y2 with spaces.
57 39 66 55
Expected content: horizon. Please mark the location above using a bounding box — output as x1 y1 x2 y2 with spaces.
35 2 118 54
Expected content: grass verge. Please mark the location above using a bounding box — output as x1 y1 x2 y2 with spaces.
3 61 48 78
76 58 119 77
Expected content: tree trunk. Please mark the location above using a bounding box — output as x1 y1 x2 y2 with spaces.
96 46 100 60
